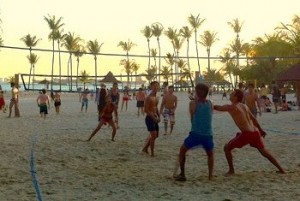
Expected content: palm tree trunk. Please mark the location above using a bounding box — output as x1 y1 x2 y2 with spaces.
32 65 35 90
194 30 201 75
94 56 97 90
58 41 62 91
187 39 190 72
157 38 161 85
76 57 79 89
207 48 211 71
28 64 32 89
147 39 151 71
69 53 73 91
51 39 55 91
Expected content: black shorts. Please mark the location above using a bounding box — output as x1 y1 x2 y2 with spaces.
137 101 144 108
145 115 159 132
54 101 61 107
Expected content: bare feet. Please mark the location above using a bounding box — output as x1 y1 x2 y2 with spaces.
174 174 187 182
276 170 286 174
224 171 235 176
142 149 149 154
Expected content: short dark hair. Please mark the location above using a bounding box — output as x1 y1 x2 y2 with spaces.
195 83 209 98
168 85 174 89
150 81 159 87
233 89 244 102
42 89 47 94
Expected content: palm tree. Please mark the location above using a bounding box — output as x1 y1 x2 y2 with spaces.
160 66 172 83
151 22 164 84
151 48 157 67
52 29 65 90
164 53 175 85
87 40 103 89
0 16 3 46
79 70 91 90
199 30 218 71
227 18 243 74
26 53 39 89
180 26 193 71
145 65 157 84
119 59 133 87
164 27 178 54
74 45 86 89
173 36 185 81
117 39 136 60
141 26 152 70
219 48 235 88
44 14 64 91
277 15 300 62
188 14 206 74
20 34 41 88
131 61 140 89
63 32 82 91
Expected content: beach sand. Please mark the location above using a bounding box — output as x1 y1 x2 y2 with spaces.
0 92 299 201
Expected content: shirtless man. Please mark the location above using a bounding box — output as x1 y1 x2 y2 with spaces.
37 89 50 119
80 88 89 112
214 89 285 175
142 81 160 157
244 83 261 118
8 82 20 118
160 86 177 135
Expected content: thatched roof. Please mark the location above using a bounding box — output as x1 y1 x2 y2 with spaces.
99 71 122 83
277 63 300 81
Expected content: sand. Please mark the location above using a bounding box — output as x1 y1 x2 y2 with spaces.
0 92 299 201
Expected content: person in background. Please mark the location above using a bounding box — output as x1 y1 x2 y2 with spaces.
37 89 50 119
54 91 61 114
136 88 147 116
8 82 20 118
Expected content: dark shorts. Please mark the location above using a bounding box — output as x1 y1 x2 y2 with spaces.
39 104 48 114
272 96 280 103
184 132 214 151
137 101 144 108
145 115 159 132
54 101 61 107
227 131 265 150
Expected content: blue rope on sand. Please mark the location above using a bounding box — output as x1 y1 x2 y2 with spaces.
30 133 43 201
265 128 299 135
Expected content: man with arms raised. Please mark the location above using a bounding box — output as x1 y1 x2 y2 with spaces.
214 89 285 175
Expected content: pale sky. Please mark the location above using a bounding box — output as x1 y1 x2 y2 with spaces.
0 0 299 79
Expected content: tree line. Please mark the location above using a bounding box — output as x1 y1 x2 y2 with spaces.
0 13 300 90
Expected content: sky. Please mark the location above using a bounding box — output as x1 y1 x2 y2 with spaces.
0 0 299 80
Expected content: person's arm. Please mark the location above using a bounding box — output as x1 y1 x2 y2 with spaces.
248 108 266 137
255 95 262 116
36 96 39 106
213 104 234 112
189 100 196 123
174 96 178 111
159 97 165 114
47 96 50 108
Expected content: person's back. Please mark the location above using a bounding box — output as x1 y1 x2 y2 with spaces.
191 100 212 136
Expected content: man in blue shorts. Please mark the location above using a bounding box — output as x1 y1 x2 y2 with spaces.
174 83 214 181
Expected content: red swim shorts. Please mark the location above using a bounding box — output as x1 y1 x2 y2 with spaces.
227 130 265 150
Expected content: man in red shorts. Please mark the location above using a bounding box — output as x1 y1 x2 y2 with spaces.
214 89 285 175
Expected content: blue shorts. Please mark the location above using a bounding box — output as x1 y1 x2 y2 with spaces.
184 132 214 151
39 104 48 114
82 98 88 107
145 115 159 132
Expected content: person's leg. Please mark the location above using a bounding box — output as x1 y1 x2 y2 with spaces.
142 135 151 154
125 100 128 111
87 122 104 141
15 102 20 117
121 100 124 111
224 144 235 175
164 122 168 135
81 102 84 112
108 120 117 141
258 148 285 173
85 101 88 112
8 100 14 117
175 145 188 181
206 150 214 180
149 131 158 156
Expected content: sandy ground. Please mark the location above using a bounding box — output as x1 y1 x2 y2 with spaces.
0 91 299 201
